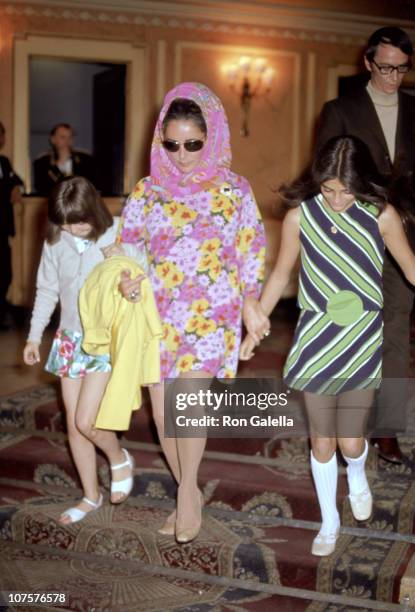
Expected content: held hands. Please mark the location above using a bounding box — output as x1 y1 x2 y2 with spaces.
239 334 257 361
242 296 270 343
23 342 40 365
118 270 146 302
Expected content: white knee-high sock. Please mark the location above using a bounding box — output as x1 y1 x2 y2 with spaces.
342 439 369 496
310 451 340 535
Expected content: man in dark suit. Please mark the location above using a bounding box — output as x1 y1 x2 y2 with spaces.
316 27 415 464
33 123 97 195
0 122 24 329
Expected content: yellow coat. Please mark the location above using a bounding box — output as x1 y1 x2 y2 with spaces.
79 255 162 430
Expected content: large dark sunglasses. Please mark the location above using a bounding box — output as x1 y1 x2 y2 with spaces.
162 139 205 153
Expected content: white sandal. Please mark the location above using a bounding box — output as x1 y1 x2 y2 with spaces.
110 448 135 504
59 493 103 524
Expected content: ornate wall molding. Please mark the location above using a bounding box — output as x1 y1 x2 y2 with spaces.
2 1 414 45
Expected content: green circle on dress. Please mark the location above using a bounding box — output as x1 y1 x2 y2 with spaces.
326 290 363 326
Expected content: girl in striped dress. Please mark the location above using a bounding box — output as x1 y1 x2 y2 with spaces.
240 136 415 556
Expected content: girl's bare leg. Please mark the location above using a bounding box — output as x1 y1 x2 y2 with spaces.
60 377 101 522
74 371 133 503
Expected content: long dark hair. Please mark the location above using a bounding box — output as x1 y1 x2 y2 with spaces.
280 136 388 210
162 98 207 135
46 176 112 244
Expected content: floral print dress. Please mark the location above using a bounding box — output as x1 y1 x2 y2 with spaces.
119 175 265 379
45 237 111 378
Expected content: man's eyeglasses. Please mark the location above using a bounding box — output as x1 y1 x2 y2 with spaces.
162 139 205 153
371 59 412 75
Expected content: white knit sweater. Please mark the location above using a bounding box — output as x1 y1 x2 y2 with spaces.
28 217 148 344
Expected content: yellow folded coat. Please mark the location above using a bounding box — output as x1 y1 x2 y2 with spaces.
79 255 162 430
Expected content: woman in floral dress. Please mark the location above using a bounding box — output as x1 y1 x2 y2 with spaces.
119 82 268 542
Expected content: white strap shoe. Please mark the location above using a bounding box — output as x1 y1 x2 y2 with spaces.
311 529 339 556
349 488 372 521
110 448 135 504
59 493 103 524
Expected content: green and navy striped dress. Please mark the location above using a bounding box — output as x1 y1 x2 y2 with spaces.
283 194 384 395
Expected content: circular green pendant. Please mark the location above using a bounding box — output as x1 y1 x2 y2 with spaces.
326 290 364 326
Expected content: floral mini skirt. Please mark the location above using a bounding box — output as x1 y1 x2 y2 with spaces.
45 328 111 379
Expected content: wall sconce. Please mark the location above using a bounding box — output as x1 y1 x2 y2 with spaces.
223 56 274 137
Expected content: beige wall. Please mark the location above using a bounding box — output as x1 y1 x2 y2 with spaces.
3 0 411 196
1 0 414 304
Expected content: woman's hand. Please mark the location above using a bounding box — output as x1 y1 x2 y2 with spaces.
23 342 40 365
243 296 270 343
239 334 257 360
101 243 125 259
118 270 146 302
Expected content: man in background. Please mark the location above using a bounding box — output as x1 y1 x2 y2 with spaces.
316 27 415 464
33 123 97 195
0 122 24 329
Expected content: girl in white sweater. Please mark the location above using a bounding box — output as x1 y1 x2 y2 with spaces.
23 177 147 524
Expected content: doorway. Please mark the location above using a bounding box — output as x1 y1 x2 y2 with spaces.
30 58 126 195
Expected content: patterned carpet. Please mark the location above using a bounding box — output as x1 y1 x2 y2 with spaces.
0 310 415 611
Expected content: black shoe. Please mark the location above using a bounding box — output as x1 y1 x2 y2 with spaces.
372 437 404 465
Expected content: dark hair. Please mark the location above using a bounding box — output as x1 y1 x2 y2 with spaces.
280 136 387 210
0 122 5 135
46 176 112 244
49 123 73 137
162 98 207 135
365 27 413 62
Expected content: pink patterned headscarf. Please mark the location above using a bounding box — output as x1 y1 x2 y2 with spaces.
150 82 233 198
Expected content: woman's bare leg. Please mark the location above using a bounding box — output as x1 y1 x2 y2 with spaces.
175 371 210 538
150 382 181 531
150 382 181 482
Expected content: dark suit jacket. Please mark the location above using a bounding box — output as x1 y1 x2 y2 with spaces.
33 150 97 196
316 87 415 179
0 155 23 237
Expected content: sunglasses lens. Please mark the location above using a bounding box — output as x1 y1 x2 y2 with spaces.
184 140 204 152
162 139 205 153
162 140 180 152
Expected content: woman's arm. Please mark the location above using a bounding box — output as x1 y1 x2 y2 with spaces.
379 204 415 285
237 182 268 341
116 180 149 300
237 183 266 299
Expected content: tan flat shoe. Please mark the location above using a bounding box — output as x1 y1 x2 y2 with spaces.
175 489 204 544
349 488 372 521
311 529 339 556
158 509 176 536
